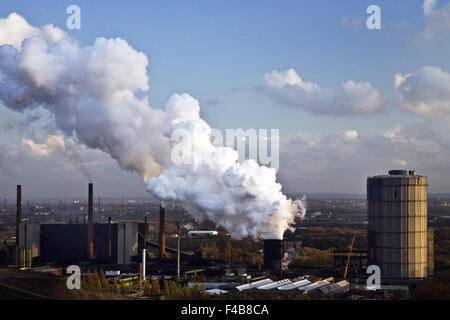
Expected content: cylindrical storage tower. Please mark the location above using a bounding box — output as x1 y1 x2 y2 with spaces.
367 170 428 280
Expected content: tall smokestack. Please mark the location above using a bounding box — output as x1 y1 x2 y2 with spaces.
159 204 165 259
108 217 112 258
264 239 283 275
16 185 22 248
87 183 94 260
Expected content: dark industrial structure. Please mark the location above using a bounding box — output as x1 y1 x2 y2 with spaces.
15 184 149 267
16 185 21 248
159 204 165 259
87 182 94 260
333 249 368 276
19 220 149 266
264 239 283 275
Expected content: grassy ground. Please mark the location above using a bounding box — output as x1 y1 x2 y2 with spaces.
0 268 131 300
0 282 45 300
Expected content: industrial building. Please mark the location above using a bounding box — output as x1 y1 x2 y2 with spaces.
19 221 148 265
232 276 350 296
367 170 434 280
15 183 150 267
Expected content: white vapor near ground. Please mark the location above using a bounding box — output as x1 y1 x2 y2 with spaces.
0 13 305 239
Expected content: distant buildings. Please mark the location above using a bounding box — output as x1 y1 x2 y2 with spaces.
367 170 433 280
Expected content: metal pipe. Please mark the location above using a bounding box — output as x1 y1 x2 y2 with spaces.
87 183 94 260
159 204 165 259
142 249 146 283
139 263 143 290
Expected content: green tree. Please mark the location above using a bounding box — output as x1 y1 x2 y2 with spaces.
93 269 102 289
112 279 119 290
163 279 170 295
99 269 109 289
224 240 232 262
151 279 160 295
169 281 179 297
200 284 207 298
143 280 152 294
182 284 190 298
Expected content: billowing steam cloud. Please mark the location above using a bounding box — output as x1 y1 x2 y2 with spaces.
0 13 305 239
23 135 92 180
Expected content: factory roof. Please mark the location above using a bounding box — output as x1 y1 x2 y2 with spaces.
236 278 273 291
317 280 350 296
233 276 350 296
206 289 229 295
368 170 425 179
257 279 292 290
188 230 218 235
277 279 311 291
298 280 330 293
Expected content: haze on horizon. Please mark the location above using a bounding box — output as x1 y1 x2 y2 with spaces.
1 0 450 199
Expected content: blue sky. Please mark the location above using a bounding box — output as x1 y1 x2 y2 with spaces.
0 1 449 197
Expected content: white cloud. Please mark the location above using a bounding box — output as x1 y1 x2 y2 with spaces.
343 130 359 141
393 159 408 167
394 66 450 116
383 125 442 153
259 69 385 116
22 138 51 156
277 123 450 193
340 17 364 31
0 12 67 50
12 135 93 180
422 0 450 39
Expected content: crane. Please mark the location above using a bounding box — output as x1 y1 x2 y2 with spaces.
344 232 357 280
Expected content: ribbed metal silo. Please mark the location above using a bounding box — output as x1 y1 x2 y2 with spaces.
367 170 428 280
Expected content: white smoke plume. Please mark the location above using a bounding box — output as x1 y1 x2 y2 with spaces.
0 13 306 239
22 135 92 180
281 251 292 272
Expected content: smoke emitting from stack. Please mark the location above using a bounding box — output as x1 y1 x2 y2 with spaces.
0 13 306 240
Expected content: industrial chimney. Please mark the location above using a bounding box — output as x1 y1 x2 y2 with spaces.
87 183 94 260
159 204 165 259
264 239 283 275
16 185 22 248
